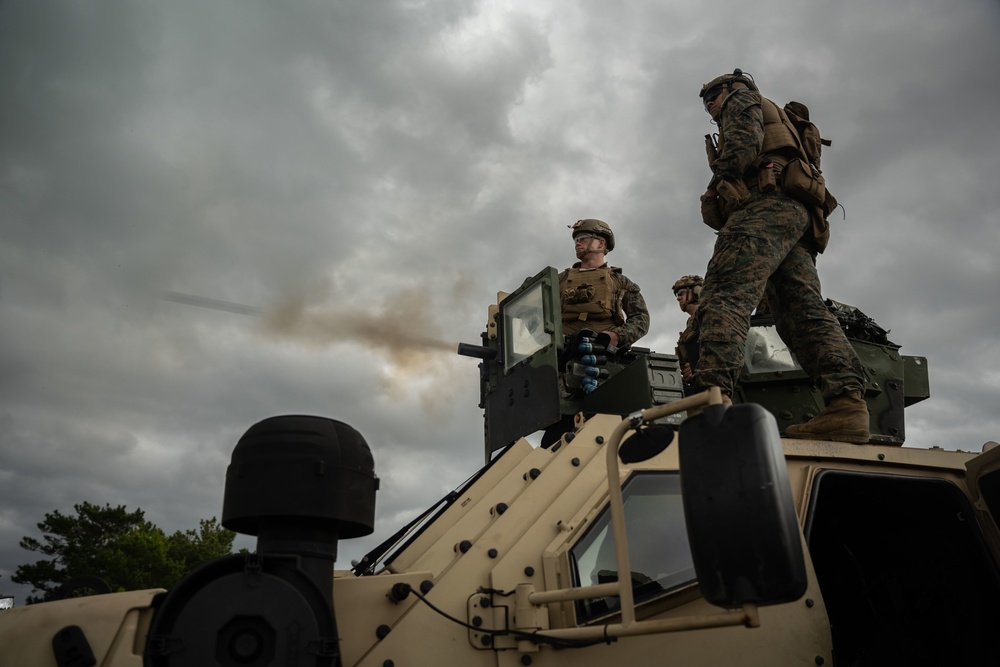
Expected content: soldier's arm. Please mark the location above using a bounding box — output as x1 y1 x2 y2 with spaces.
712 91 764 183
609 279 649 347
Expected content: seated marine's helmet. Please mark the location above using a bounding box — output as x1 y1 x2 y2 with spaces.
672 274 703 308
570 219 616 252
699 68 758 106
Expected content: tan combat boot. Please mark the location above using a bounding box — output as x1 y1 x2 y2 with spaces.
785 392 870 444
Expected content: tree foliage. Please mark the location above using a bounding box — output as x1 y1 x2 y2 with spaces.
13 502 236 604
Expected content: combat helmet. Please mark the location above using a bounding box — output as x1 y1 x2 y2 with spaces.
699 68 758 108
570 218 615 252
672 274 703 309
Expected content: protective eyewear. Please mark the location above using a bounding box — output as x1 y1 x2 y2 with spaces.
702 86 724 111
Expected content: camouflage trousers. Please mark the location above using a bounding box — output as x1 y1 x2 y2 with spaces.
692 192 865 400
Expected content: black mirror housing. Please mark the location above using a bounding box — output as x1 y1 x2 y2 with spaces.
679 403 807 607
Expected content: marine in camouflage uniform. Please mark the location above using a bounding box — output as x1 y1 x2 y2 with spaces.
559 219 649 348
542 219 649 448
676 317 699 372
694 70 869 443
672 275 702 393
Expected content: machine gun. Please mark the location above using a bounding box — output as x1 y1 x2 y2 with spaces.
459 267 683 461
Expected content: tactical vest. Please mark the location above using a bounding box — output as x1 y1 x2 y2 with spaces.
759 97 804 167
676 315 699 366
715 93 832 252
559 266 623 336
716 95 802 182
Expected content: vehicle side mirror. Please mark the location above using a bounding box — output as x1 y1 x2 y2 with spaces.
679 403 807 607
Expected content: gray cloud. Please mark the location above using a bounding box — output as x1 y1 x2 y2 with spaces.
2 0 999 603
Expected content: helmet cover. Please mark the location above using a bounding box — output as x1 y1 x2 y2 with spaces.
570 218 616 252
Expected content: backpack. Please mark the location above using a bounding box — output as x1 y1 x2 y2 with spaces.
783 101 830 171
778 101 839 251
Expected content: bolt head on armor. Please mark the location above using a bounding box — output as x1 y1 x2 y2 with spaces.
570 218 615 252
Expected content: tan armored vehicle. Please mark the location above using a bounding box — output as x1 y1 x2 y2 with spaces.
2 267 999 667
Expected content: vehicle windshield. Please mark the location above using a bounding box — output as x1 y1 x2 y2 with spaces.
569 473 696 622
502 281 551 372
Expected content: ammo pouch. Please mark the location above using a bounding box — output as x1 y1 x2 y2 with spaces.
757 161 777 193
782 158 827 209
701 179 752 230
781 158 838 254
700 194 726 231
716 179 752 210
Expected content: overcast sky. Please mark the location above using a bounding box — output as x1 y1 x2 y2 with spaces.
2 0 999 604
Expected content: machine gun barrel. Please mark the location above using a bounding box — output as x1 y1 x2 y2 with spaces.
457 342 497 360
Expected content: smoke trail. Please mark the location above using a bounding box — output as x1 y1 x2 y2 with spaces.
162 291 261 316
261 284 458 373
162 285 474 409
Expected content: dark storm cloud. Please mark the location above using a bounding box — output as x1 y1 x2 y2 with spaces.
1 0 998 604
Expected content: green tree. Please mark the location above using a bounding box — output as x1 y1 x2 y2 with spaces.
13 502 236 604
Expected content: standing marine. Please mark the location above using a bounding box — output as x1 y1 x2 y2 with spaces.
693 69 870 443
559 219 649 349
